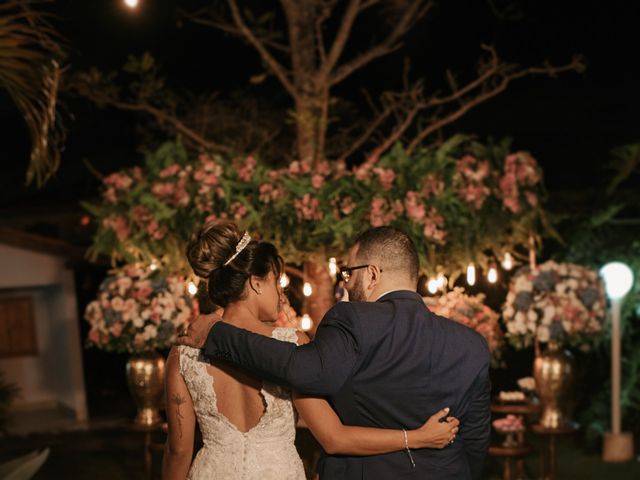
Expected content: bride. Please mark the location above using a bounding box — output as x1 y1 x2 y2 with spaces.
162 220 459 479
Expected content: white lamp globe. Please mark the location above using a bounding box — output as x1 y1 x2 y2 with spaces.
600 262 634 300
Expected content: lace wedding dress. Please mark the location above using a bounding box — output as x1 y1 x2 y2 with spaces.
178 327 306 479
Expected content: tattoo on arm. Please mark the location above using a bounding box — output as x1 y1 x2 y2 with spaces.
172 393 186 440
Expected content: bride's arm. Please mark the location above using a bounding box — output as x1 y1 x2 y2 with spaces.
294 395 458 455
162 348 196 480
291 332 459 456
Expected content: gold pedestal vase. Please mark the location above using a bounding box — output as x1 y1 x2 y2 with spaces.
533 341 574 429
126 351 165 427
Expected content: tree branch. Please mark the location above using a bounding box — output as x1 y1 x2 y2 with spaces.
69 86 231 153
226 0 297 98
406 53 586 153
330 1 434 85
179 8 289 53
319 0 361 79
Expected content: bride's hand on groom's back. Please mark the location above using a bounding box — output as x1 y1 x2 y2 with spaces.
176 312 223 348
411 407 460 449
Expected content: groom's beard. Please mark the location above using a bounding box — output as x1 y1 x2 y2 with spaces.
346 275 367 302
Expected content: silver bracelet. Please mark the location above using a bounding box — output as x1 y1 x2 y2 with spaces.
402 428 416 469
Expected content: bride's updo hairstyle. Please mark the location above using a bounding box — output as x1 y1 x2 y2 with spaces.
186 220 284 307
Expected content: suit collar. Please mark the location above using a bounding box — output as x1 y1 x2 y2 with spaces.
376 290 423 302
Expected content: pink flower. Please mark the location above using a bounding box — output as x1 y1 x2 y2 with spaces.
103 216 131 241
404 191 426 222
311 174 325 189
524 191 538 207
103 172 133 190
288 161 301 175
159 164 181 178
422 175 445 197
237 155 257 182
259 183 284 204
459 183 490 209
422 208 447 243
316 161 332 176
89 329 103 345
103 187 118 204
373 168 396 191
152 182 175 198
230 202 248 220
340 196 356 216
355 164 372 181
294 194 323 221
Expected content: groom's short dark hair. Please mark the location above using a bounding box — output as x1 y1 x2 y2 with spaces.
354 226 419 281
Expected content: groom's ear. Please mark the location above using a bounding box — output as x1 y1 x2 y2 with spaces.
366 264 381 290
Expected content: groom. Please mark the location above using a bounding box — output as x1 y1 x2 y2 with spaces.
178 226 491 479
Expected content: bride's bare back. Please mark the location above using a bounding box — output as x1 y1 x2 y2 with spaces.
206 320 279 433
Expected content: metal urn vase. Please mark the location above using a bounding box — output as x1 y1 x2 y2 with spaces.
126 351 165 427
534 341 575 429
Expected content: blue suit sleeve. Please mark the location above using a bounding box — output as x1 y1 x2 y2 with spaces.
203 302 360 395
459 347 491 480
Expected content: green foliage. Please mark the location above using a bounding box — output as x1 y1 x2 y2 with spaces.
85 135 548 282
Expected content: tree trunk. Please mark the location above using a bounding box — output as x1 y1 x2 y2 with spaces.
303 260 334 337
284 1 327 165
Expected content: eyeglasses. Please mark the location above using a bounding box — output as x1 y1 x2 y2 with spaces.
339 265 382 283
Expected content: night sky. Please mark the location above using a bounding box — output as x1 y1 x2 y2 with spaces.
1 0 639 228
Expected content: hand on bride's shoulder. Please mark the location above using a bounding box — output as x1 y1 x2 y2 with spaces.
175 312 223 348
296 331 310 345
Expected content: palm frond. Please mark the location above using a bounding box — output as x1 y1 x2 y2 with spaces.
0 0 65 186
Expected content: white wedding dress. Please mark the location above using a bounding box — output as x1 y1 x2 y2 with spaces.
178 327 306 479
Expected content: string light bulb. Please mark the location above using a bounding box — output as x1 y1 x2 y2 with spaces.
187 282 198 296
328 258 338 278
149 262 158 271
436 272 447 290
502 252 513 271
303 282 313 297
467 263 476 286
124 0 139 9
487 265 498 284
279 274 290 288
427 278 438 294
300 314 313 331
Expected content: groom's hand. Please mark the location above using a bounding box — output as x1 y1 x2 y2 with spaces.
176 313 222 348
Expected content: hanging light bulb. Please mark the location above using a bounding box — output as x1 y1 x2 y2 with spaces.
300 314 313 331
427 278 438 294
279 273 290 288
502 252 513 271
149 262 158 271
328 257 338 278
436 272 447 290
124 0 139 9
487 266 498 284
188 282 198 296
467 263 476 286
303 282 313 297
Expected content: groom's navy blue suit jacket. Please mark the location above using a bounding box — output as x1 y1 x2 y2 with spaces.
204 290 491 480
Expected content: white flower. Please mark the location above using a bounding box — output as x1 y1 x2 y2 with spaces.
518 377 536 391
132 316 144 328
111 296 125 311
527 310 538 322
143 324 157 340
503 306 515 319
542 305 555 325
537 325 550 342
141 309 151 320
